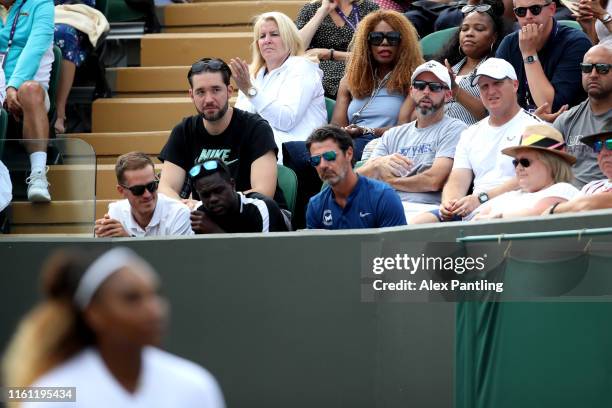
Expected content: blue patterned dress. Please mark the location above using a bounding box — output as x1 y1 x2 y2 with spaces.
54 0 96 66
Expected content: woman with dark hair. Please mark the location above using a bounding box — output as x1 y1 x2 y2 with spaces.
405 0 509 125
2 247 225 407
332 9 423 160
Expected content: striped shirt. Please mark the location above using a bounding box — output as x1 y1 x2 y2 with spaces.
445 58 486 126
579 179 612 196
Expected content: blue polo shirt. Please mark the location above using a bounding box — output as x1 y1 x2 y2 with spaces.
496 18 591 112
306 176 407 230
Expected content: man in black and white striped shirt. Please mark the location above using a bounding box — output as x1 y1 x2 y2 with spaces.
189 159 289 233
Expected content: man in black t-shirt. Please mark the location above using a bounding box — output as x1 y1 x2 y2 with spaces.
189 159 289 233
158 58 282 206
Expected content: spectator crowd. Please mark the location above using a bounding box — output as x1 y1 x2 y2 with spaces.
0 0 611 234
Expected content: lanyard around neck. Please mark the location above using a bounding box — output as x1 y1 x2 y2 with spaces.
335 4 360 31
3 0 27 67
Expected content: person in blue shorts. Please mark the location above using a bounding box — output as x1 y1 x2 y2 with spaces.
306 125 407 229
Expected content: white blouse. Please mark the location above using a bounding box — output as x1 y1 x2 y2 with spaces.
235 56 327 162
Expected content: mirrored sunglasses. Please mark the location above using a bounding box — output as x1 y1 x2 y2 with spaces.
593 138 612 153
461 4 492 13
121 180 159 196
513 2 551 17
512 158 531 168
412 80 448 92
367 31 402 46
189 160 222 179
580 63 612 75
309 151 337 167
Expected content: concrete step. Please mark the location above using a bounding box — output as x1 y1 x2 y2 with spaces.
91 97 195 132
10 199 113 234
140 32 251 66
107 66 190 94
163 1 304 30
64 131 170 156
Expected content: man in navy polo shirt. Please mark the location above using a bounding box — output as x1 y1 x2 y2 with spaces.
306 125 407 230
496 0 591 114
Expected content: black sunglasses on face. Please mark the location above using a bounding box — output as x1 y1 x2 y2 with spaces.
580 63 612 75
367 31 402 46
512 158 531 168
412 80 448 92
513 2 551 17
309 151 337 167
121 179 159 196
461 4 492 13
593 138 612 153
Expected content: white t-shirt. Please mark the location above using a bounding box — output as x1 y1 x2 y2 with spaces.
107 193 193 237
453 109 542 193
25 346 225 408
472 182 579 217
0 159 11 212
234 56 327 162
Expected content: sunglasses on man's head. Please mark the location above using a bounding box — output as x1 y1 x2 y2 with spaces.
512 158 531 168
189 159 223 179
121 180 159 196
367 31 402 46
461 4 492 13
190 58 229 75
513 2 551 17
412 80 448 92
580 63 612 75
593 138 612 153
309 151 337 167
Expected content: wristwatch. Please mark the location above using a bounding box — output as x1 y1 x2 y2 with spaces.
477 192 489 204
602 13 612 23
523 55 538 64
247 87 258 97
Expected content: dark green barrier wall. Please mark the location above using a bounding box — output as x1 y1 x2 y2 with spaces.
1 211 611 407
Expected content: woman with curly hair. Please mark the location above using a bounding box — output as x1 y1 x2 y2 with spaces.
332 9 423 160
433 0 510 125
2 247 225 407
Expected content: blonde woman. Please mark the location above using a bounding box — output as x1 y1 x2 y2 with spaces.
295 0 379 98
230 12 327 163
2 247 225 407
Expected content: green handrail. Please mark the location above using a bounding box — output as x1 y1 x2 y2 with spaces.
456 227 612 243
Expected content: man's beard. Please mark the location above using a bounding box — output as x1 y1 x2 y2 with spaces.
200 100 229 121
321 165 347 186
415 98 444 116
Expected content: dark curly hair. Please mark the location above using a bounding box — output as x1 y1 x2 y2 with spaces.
435 0 511 66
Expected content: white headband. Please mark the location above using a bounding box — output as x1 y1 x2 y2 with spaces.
73 247 153 309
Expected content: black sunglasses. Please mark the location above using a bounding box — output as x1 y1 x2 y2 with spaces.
367 31 402 46
121 179 159 196
513 2 551 17
309 151 337 167
593 138 612 153
512 158 531 168
189 159 224 179
190 58 230 75
461 4 492 13
412 80 448 92
580 63 612 75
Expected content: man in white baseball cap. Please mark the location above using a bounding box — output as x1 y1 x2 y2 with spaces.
412 58 545 224
357 60 467 222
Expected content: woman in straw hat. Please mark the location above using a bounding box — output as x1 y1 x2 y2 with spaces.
2 247 225 407
471 124 580 220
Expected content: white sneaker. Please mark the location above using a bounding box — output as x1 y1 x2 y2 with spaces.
26 167 51 203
